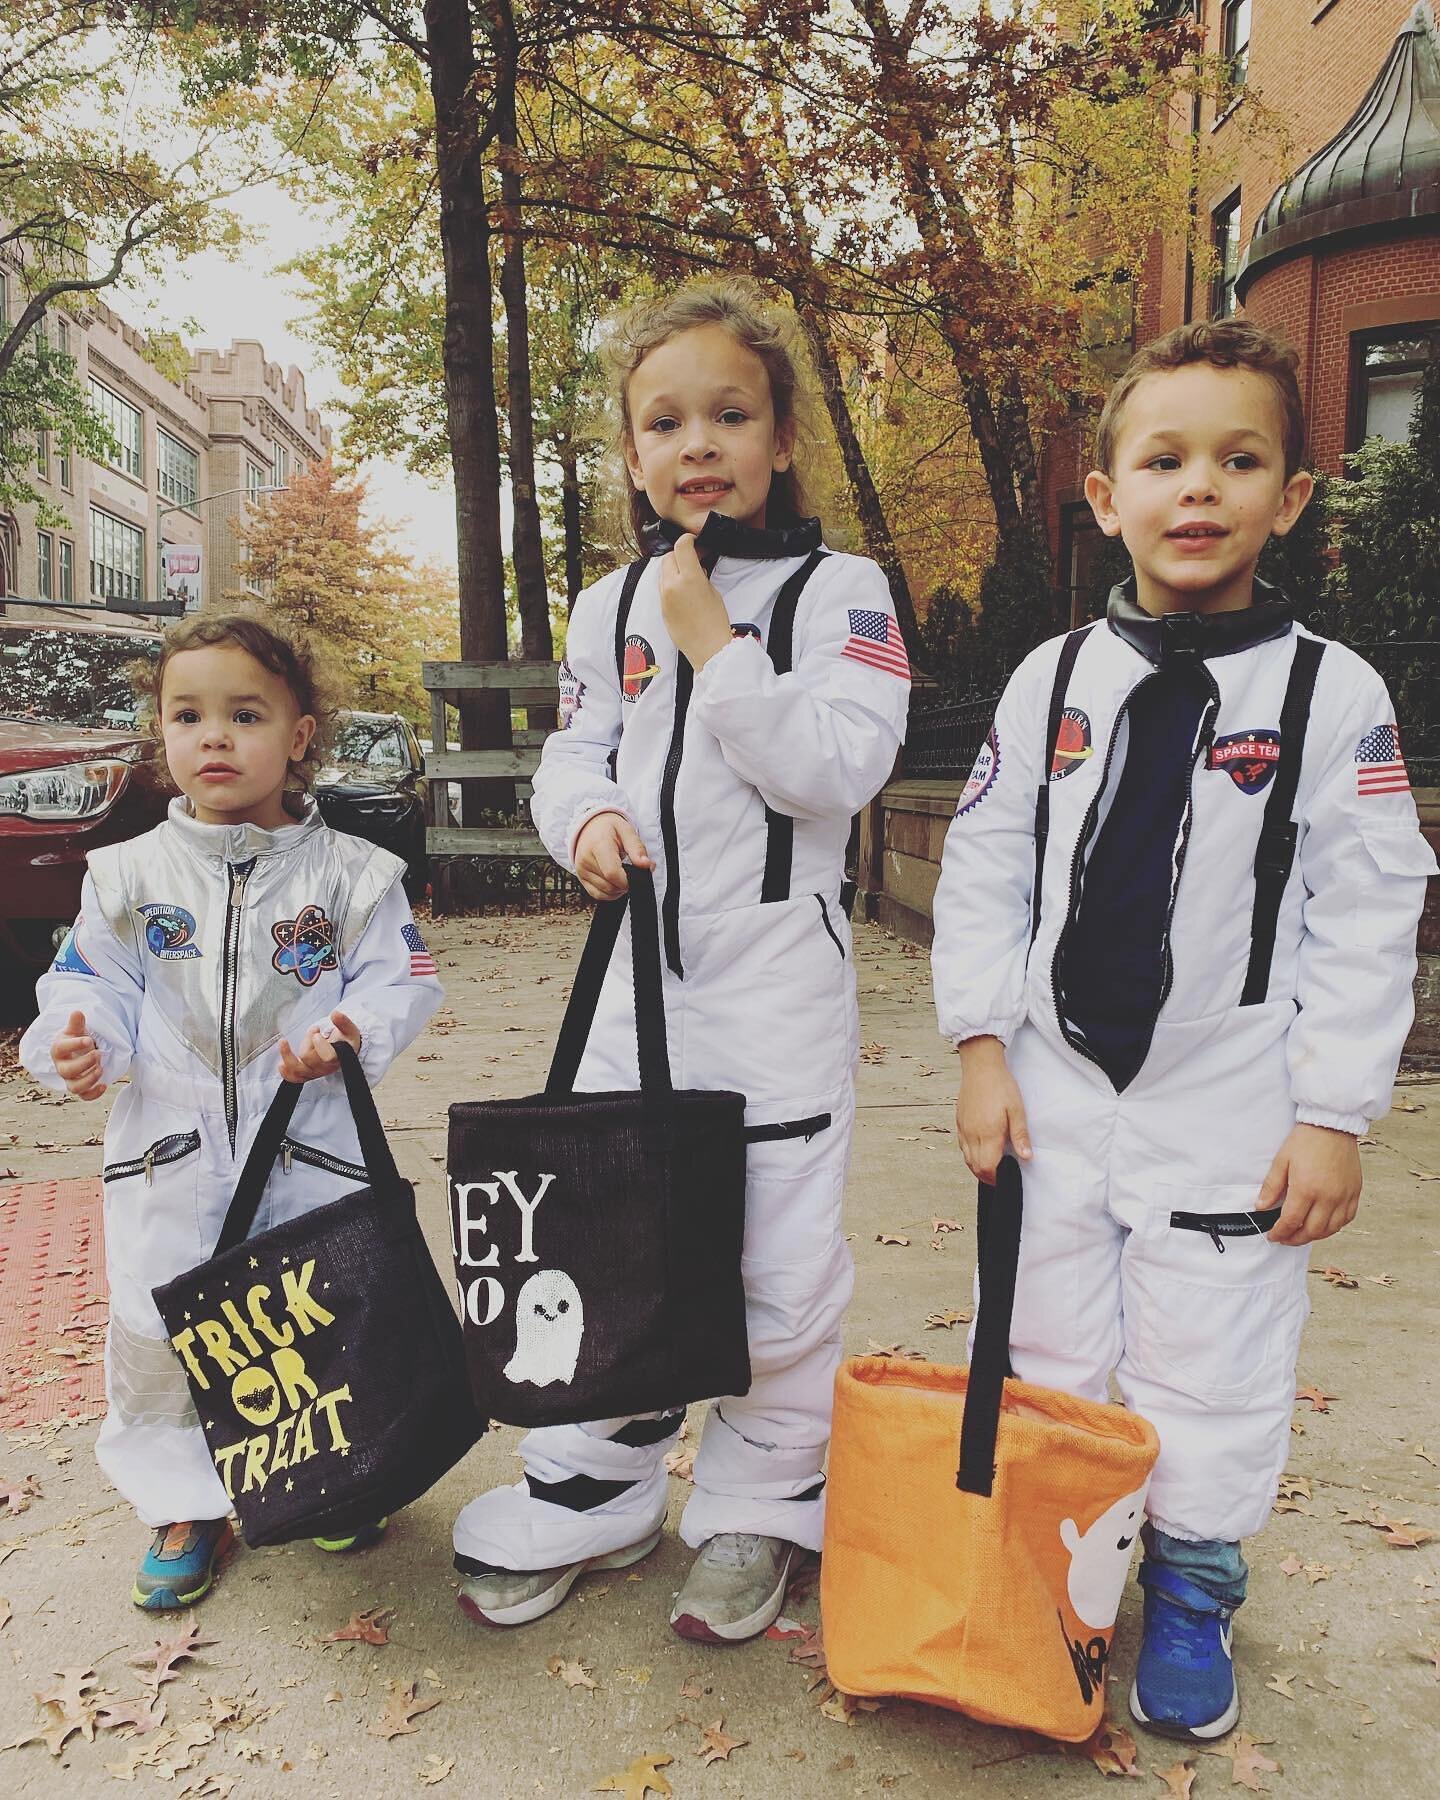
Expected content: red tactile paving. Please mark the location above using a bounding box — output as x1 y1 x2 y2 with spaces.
0 1179 108 1430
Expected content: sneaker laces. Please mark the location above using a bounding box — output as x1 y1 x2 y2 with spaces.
704 1532 763 1569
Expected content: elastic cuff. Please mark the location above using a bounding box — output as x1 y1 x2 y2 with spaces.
691 633 761 705
946 1022 1016 1050
564 802 630 872
1294 1107 1367 1136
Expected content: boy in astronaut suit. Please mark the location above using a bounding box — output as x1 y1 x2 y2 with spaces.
21 611 442 1609
932 321 1435 1740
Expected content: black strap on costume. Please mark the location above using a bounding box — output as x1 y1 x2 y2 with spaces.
1240 634 1325 1006
1031 623 1098 944
546 865 672 1098
957 1155 1022 1496
760 547 828 903
216 1041 399 1256
612 558 647 685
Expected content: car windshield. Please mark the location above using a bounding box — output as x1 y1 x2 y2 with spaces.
0 628 160 730
330 716 405 771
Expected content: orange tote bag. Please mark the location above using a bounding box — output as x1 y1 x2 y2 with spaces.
821 1158 1160 1743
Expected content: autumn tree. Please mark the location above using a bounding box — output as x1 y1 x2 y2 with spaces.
228 456 457 730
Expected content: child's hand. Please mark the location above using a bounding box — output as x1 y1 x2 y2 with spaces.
956 1035 1033 1183
278 1010 362 1084
574 811 655 901
51 1010 107 1101
1262 1123 1362 1245
658 534 732 670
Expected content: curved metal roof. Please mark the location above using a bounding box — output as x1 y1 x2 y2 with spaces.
1236 4 1440 301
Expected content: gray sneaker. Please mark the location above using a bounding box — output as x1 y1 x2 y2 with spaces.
456 1529 661 1628
669 1533 803 1643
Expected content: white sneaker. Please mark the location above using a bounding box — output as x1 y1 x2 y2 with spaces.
455 1530 661 1628
669 1533 803 1643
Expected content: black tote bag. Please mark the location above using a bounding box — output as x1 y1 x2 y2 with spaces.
447 866 750 1428
152 1041 484 1548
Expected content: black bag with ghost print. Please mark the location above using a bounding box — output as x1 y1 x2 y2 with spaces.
447 867 751 1428
152 1042 484 1547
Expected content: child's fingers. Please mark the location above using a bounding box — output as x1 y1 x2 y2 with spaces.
277 1038 311 1083
64 1010 88 1038
1007 1095 1033 1163
616 818 654 870
328 1009 361 1049
71 1076 107 1101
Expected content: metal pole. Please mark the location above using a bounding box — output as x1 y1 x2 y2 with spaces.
154 483 286 608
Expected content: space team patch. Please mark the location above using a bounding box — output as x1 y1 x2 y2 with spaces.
557 657 585 729
1208 729 1281 794
956 727 1000 816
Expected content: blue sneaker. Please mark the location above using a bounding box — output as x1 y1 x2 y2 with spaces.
132 1518 234 1612
1129 1562 1240 1741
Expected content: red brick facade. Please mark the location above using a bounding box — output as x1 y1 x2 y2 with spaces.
1043 0 1440 618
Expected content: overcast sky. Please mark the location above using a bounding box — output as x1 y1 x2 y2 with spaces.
128 179 467 573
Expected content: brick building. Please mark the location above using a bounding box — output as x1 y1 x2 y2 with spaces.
1047 0 1440 625
0 270 330 615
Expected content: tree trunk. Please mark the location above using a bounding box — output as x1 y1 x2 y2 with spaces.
557 434 584 612
798 306 918 650
490 8 552 667
423 0 512 816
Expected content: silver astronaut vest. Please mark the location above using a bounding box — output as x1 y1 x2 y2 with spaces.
87 797 403 1148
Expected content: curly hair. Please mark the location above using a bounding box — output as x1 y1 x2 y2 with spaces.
136 607 343 814
599 277 824 555
1096 319 1307 480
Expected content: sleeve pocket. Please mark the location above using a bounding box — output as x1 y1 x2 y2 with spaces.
1357 819 1438 878
1352 820 1437 948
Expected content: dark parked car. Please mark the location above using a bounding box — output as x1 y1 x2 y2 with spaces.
0 614 167 990
314 711 429 898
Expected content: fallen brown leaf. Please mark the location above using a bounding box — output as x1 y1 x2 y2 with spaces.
1264 1671 1297 1699
367 1681 442 1740
1275 1473 1311 1500
923 1307 972 1330
1153 1763 1196 1799
1277 1554 1303 1577
0 1474 41 1517
678 1676 710 1701
1294 1385 1336 1413
95 1690 168 1734
695 1718 747 1765
593 1751 673 1798
875 1233 910 1246
325 1606 394 1646
419 1753 456 1785
132 1619 217 1689
930 1217 961 1233
1201 1732 1281 1793
546 1654 597 1691
1086 1720 1143 1777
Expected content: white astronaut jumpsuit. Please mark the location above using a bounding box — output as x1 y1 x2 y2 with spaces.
20 798 443 1527
452 517 909 1570
932 592 1435 1549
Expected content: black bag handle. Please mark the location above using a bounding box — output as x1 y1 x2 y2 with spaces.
956 1154 1023 1497
546 864 672 1098
215 1039 401 1256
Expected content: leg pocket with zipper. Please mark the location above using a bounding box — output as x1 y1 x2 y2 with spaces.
102 1127 206 1315
1125 1183 1309 1407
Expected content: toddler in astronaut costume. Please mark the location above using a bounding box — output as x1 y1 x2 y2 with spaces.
452 280 909 1643
21 610 442 1610
933 321 1435 1741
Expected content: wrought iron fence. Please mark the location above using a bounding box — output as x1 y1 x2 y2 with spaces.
902 640 1439 788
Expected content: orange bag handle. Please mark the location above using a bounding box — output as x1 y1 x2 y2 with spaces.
956 1156 1022 1497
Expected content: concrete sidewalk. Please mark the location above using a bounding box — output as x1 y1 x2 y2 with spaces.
0 910 1436 1798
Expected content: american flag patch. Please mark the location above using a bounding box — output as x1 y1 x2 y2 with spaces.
1355 722 1410 796
841 608 910 680
402 920 437 976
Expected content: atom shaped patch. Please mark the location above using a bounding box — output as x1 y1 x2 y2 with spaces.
271 902 339 986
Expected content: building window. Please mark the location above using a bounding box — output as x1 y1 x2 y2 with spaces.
1350 328 1438 449
1210 192 1241 319
0 270 7 327
271 440 290 489
1221 0 1250 89
158 429 200 510
36 531 53 600
58 538 75 603
88 377 143 481
58 440 72 490
89 506 145 605
57 317 70 360
35 428 49 479
246 460 267 500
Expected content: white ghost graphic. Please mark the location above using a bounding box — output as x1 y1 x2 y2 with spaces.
1058 1485 1148 1630
504 1269 584 1387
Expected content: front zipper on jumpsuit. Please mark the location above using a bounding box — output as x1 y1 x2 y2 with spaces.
219 857 254 1152
1049 666 1220 1080
658 657 693 978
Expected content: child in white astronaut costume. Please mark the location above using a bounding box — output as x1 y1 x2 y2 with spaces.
21 611 442 1610
933 321 1435 1742
452 281 909 1643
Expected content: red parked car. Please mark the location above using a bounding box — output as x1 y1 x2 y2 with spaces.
0 614 168 1004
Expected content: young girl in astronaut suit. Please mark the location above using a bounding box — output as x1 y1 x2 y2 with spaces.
452 280 910 1643
21 610 442 1610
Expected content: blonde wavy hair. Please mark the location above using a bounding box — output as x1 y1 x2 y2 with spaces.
600 278 824 555
136 606 343 815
